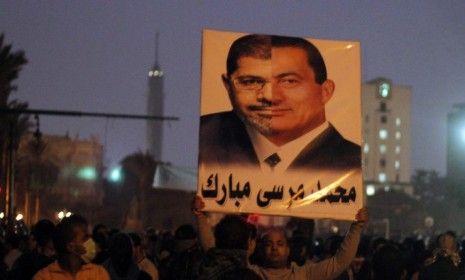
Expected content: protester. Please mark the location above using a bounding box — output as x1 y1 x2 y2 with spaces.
102 232 151 280
160 224 203 279
92 223 110 264
197 214 260 279
33 214 110 280
129 232 159 280
193 195 368 280
10 219 56 279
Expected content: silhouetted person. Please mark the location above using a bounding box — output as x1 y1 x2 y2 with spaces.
102 232 151 280
11 219 56 279
129 232 158 280
33 214 110 279
198 215 260 279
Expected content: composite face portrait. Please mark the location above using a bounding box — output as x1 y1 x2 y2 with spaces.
198 29 362 221
226 47 334 144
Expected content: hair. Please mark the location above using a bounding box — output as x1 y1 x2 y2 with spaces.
214 215 254 250
108 232 134 276
174 224 197 240
226 34 327 84
372 243 405 280
128 232 142 247
32 219 56 248
92 223 109 250
53 214 88 255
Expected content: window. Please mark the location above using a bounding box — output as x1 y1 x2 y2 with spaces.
363 143 369 153
380 144 387 154
379 173 386 182
395 160 400 169
380 102 387 112
395 131 401 140
395 117 401 127
379 129 388 140
395 146 400 154
380 159 386 167
379 82 391 98
380 115 387 123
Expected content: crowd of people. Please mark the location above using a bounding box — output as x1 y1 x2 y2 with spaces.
0 199 464 279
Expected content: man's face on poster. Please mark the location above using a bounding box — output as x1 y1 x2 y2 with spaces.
223 46 334 145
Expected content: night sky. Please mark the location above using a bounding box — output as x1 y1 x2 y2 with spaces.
1 1 464 175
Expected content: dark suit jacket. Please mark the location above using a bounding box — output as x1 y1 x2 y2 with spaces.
199 111 361 172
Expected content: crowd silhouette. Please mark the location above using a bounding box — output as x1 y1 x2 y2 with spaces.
0 197 463 280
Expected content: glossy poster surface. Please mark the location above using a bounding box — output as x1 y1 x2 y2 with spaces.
198 29 362 220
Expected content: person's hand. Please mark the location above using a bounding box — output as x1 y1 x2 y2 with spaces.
191 195 206 217
355 207 369 227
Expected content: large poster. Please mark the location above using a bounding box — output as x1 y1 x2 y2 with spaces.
197 29 362 220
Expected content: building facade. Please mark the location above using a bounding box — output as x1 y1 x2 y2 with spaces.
362 78 412 196
16 133 104 224
447 103 465 189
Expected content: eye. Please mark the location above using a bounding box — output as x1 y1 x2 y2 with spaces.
279 78 300 88
239 78 265 86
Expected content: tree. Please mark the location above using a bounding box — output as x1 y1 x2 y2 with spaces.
119 151 156 230
15 135 59 224
0 33 30 216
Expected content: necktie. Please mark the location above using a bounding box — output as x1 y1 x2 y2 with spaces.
264 153 281 169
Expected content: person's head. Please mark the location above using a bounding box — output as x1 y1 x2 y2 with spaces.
262 227 290 268
92 223 109 251
214 215 256 255
32 219 56 257
223 34 335 145
108 232 135 276
128 232 144 261
372 243 406 280
53 214 89 258
438 231 457 252
174 224 198 252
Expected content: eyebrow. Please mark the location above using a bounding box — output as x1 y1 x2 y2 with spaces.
274 72 303 79
236 75 266 80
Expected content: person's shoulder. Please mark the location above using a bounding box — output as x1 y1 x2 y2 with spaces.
82 263 111 279
327 125 361 152
32 261 59 280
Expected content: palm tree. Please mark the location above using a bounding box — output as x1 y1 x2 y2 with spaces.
0 34 30 214
16 135 59 224
119 151 156 230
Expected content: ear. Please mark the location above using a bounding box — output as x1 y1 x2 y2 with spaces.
321 79 335 104
222 74 232 93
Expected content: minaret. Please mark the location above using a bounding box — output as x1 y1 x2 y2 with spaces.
146 33 164 161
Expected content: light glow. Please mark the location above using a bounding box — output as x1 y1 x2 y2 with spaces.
366 185 375 196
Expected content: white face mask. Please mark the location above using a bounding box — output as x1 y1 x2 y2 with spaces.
81 238 96 263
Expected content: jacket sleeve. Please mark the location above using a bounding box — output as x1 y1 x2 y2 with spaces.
305 223 363 280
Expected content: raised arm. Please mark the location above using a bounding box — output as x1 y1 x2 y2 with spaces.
192 195 215 251
306 207 369 280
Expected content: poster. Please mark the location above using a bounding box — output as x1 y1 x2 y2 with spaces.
197 29 362 220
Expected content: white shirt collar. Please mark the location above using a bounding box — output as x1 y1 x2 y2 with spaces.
245 121 329 174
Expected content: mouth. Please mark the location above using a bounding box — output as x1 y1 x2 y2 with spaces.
249 106 291 117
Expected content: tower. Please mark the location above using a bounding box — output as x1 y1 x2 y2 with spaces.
146 33 164 160
362 78 412 195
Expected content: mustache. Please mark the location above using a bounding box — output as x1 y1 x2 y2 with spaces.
247 101 273 111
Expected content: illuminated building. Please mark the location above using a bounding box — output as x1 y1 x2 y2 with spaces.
447 103 465 189
16 133 103 223
362 78 412 196
146 33 164 161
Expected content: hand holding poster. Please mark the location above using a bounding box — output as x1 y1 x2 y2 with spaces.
198 29 363 220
